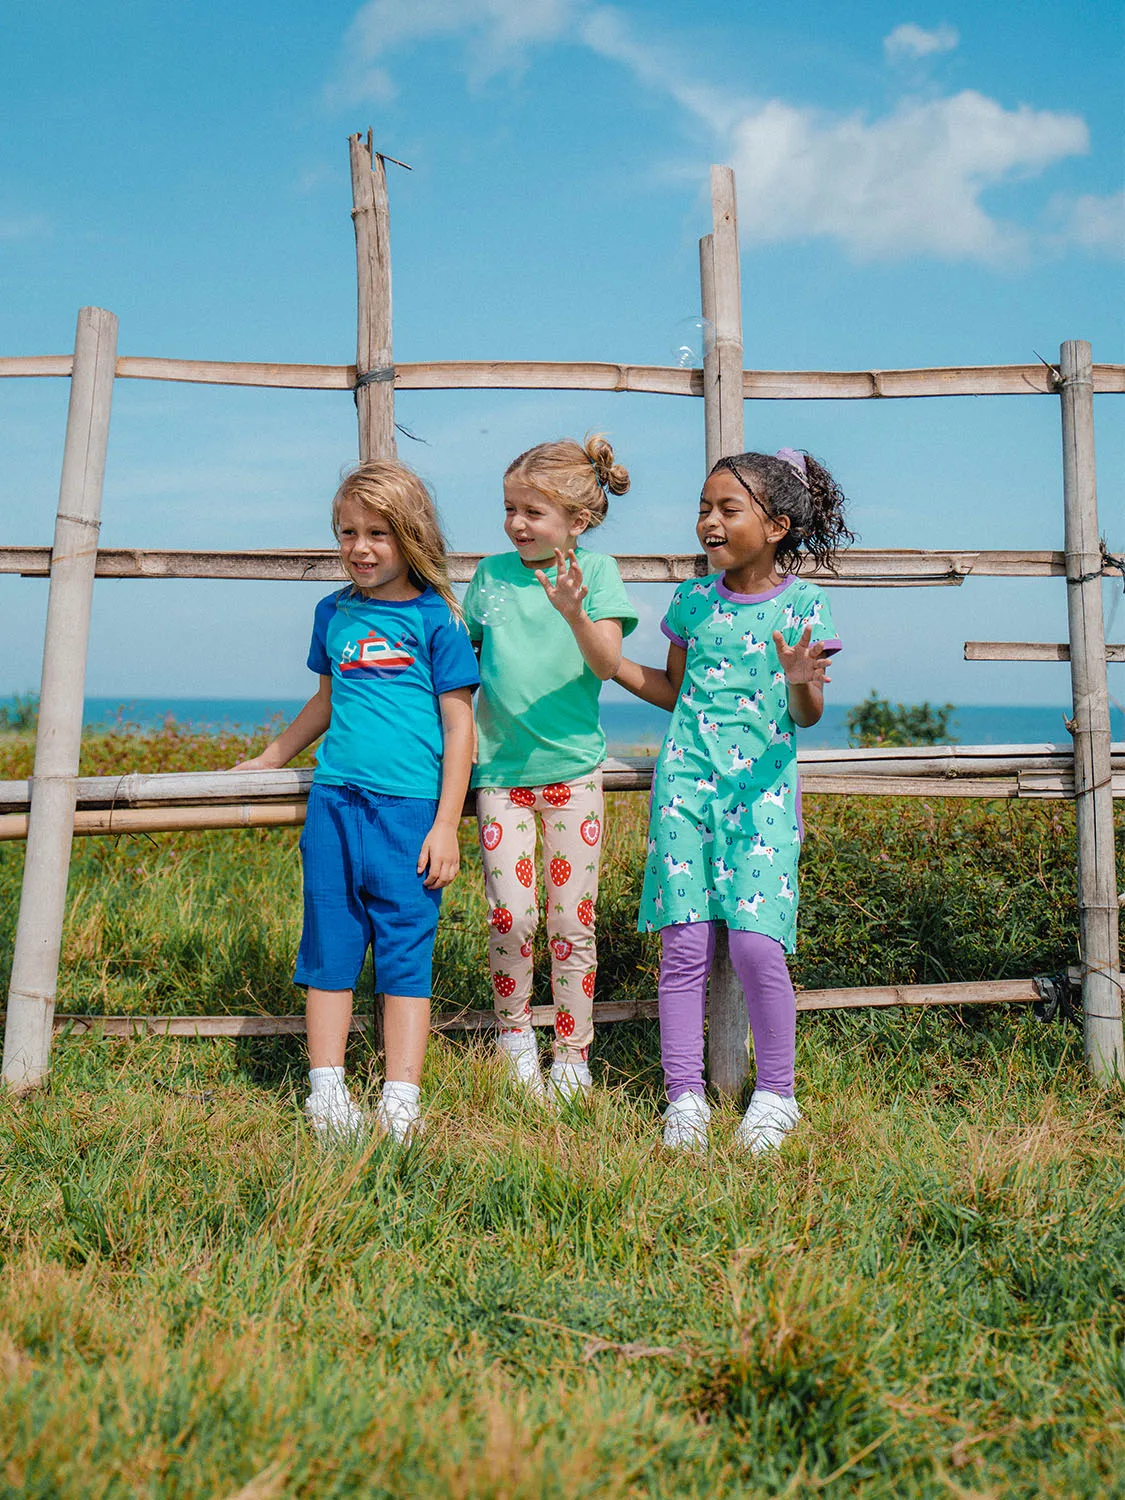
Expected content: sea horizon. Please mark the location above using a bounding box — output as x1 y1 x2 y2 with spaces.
76 695 1124 752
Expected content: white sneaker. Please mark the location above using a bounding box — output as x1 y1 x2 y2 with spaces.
304 1086 367 1144
497 1030 547 1102
374 1093 424 1145
662 1092 710 1152
734 1089 800 1155
548 1059 592 1105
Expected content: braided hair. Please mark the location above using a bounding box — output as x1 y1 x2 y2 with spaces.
709 450 854 574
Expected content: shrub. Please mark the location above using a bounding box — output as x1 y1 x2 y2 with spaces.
846 689 956 747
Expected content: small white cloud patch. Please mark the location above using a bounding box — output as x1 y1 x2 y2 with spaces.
884 23 959 61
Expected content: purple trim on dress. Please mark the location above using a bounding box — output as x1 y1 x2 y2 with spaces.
716 573 796 604
661 620 687 648
818 637 843 657
795 778 804 842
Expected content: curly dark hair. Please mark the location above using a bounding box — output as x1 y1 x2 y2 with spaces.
708 450 854 574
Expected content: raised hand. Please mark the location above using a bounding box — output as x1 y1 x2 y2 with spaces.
535 549 587 622
772 625 831 687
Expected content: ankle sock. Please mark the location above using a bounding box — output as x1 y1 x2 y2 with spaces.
382 1080 421 1109
309 1065 346 1097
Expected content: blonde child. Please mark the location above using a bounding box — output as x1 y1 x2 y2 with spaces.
463 435 638 1102
235 461 478 1142
615 448 851 1153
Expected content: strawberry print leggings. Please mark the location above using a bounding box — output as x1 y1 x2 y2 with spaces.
477 769 603 1060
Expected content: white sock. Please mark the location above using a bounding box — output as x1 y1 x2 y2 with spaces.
309 1065 346 1097
382 1080 421 1111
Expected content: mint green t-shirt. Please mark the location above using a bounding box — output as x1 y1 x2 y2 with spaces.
464 547 638 788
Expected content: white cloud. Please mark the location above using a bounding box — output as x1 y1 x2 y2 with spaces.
884 23 959 62
1046 188 1125 258
728 91 1089 262
336 2 1097 263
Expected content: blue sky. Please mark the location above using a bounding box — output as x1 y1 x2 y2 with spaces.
2 0 1122 711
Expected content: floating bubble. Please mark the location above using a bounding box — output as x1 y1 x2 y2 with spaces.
669 316 716 369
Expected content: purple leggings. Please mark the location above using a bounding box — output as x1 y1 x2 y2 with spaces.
659 922 796 1101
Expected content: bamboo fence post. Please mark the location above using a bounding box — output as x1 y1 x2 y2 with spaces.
349 131 396 461
1059 339 1123 1079
2 307 118 1092
699 165 749 1097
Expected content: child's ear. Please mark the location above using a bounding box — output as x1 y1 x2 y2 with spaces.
767 513 791 543
572 508 593 535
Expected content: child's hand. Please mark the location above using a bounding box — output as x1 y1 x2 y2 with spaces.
418 821 461 889
535 549 587 622
772 625 831 687
230 754 273 771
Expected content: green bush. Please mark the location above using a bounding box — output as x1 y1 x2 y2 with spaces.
846 689 956 747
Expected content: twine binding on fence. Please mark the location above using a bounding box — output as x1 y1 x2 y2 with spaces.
1069 540 1125 589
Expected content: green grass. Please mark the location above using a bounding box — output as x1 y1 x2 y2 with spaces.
0 729 1123 1496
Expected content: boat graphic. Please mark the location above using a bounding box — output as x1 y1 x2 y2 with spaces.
339 631 415 675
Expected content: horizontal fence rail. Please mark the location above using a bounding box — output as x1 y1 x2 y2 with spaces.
0 546 1071 586
2 354 1124 398
2 745 1122 840
965 640 1125 663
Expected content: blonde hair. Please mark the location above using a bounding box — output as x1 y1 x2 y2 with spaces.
504 432 629 530
332 460 461 620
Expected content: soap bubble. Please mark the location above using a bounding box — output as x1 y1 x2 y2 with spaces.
670 316 715 369
474 581 512 625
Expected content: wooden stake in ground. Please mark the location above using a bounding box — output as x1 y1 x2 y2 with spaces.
699 165 750 1098
2 307 118 1092
1058 339 1123 1079
349 131 396 461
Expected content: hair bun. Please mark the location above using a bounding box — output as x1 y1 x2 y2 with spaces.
584 432 630 497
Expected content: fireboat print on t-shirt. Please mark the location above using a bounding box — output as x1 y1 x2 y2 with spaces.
338 629 416 678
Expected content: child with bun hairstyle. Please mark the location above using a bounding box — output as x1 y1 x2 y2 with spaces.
234 461 478 1144
463 435 638 1103
615 449 852 1153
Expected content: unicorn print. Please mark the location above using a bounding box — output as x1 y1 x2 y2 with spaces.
659 794 688 821
664 853 693 878
728 743 755 773
736 892 766 918
704 658 733 685
711 601 736 628
713 856 736 884
695 771 719 795
760 782 790 810
771 670 786 688
665 736 686 764
778 873 796 902
740 630 767 657
696 710 721 738
768 720 793 747
782 602 800 630
689 581 712 597
736 690 764 716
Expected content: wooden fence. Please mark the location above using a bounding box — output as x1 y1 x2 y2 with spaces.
2 135 1122 1092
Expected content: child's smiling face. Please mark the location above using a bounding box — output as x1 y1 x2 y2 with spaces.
696 468 789 575
503 481 589 567
336 497 414 598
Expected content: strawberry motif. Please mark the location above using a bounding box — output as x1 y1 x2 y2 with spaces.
480 819 503 852
554 1006 575 1038
490 906 513 934
542 783 571 807
580 813 601 846
493 972 516 999
549 936 572 962
582 969 596 1000
520 939 534 958
549 855 571 887
515 853 535 888
577 894 595 928
510 787 536 808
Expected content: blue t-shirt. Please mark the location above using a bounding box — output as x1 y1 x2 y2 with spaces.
307 586 479 800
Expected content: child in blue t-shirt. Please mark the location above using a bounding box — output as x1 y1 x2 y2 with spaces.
235 461 478 1143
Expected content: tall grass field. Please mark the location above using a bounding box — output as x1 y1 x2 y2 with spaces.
1 724 1123 1498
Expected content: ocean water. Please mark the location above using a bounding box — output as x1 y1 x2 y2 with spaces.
81 696 1125 751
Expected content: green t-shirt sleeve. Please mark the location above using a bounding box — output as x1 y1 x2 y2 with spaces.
662 580 691 645
583 552 639 637
462 562 485 644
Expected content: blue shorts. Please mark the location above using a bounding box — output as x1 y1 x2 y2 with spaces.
294 783 441 997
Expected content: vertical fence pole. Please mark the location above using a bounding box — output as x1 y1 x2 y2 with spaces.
2 307 118 1092
349 130 396 462
699 165 749 1097
1059 339 1123 1080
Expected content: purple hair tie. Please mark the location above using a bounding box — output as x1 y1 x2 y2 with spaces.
775 448 810 488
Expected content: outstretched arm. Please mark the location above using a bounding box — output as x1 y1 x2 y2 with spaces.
231 676 332 769
613 642 686 712
772 625 829 727
535 548 623 680
417 687 475 889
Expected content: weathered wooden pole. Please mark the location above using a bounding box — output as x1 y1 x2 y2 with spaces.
699 166 750 1097
349 130 396 461
1058 339 1123 1080
2 306 118 1092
